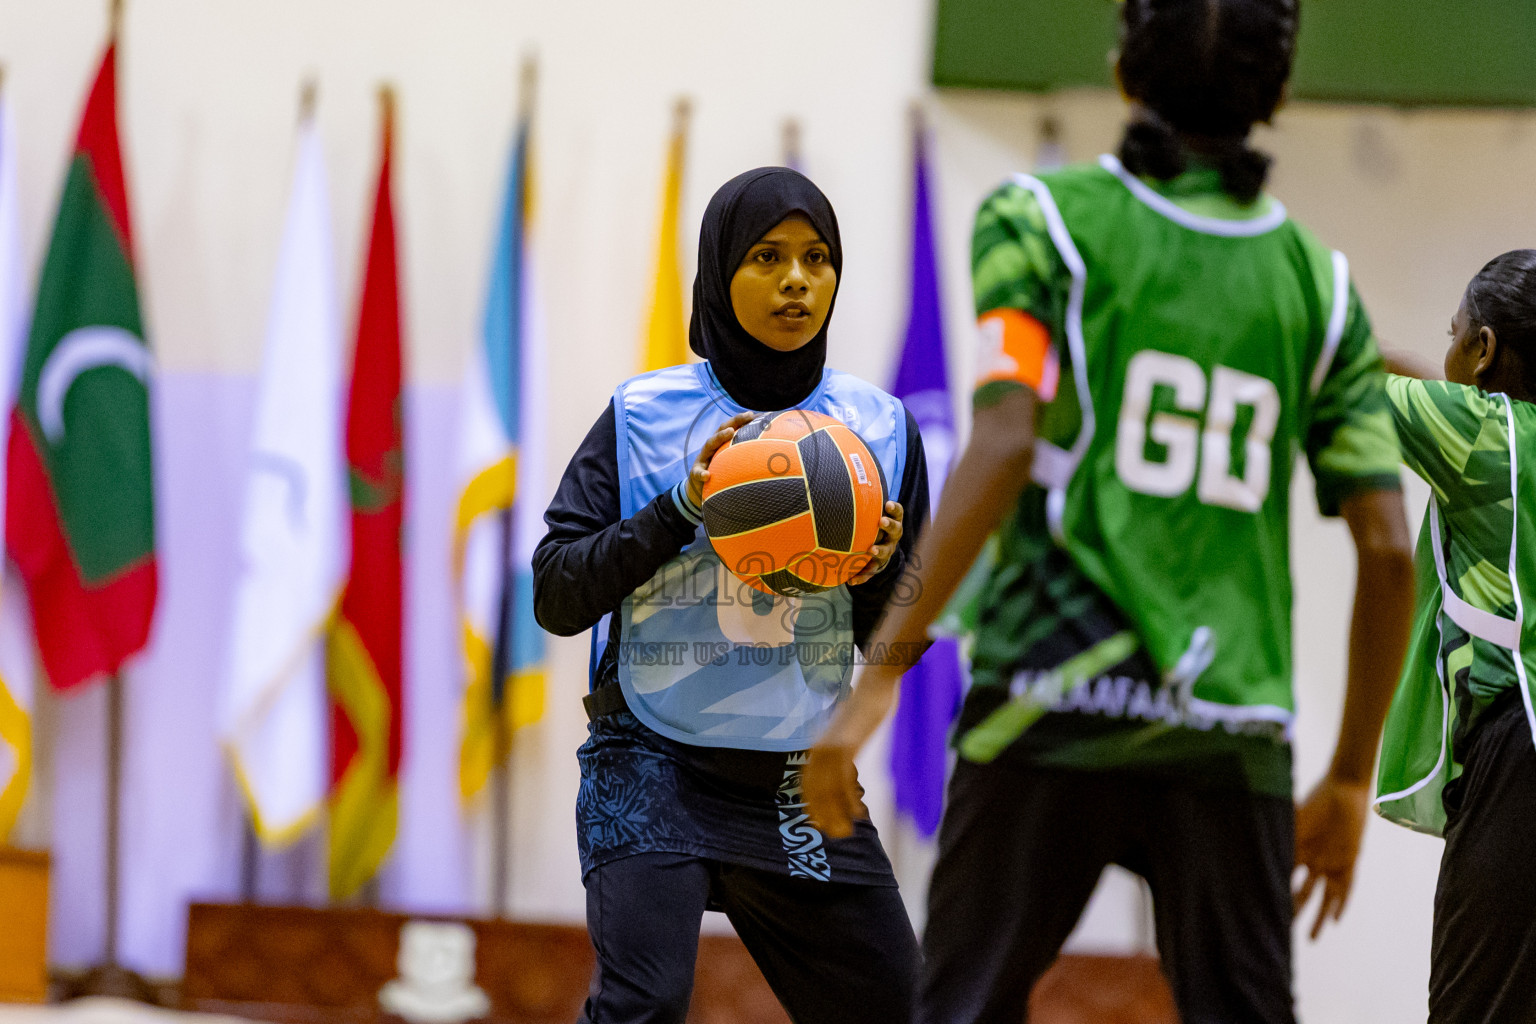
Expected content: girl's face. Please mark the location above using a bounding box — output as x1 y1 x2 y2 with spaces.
730 214 836 353
1445 289 1489 388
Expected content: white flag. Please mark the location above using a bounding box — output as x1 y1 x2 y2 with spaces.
0 89 35 842
221 113 347 843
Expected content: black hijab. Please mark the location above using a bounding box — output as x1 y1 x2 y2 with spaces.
689 167 842 411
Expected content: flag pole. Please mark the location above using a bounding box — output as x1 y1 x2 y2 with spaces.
672 95 692 143
64 2 158 1000
65 674 156 1001
378 82 396 170
300 77 318 123
490 550 511 919
100 0 126 950
105 674 123 965
518 51 537 123
239 820 259 902
781 117 801 170
488 53 538 920
667 95 692 174
356 83 395 914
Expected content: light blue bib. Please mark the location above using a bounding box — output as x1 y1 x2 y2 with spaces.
610 362 907 750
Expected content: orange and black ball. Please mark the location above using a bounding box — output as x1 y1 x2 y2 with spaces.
701 409 886 598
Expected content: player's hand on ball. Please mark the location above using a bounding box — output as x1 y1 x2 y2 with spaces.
687 412 757 509
849 501 904 585
1292 772 1371 940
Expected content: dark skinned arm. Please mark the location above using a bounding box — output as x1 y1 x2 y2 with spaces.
804 386 1037 838
1293 486 1415 939
1379 349 1440 381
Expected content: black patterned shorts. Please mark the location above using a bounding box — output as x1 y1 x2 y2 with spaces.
575 711 896 886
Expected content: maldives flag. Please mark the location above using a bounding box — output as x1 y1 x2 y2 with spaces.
4 43 157 692
327 91 404 902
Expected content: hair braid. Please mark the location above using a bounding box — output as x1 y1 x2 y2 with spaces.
1116 0 1298 204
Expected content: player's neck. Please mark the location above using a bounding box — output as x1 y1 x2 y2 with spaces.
1477 366 1536 404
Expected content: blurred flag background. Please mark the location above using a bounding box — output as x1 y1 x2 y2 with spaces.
640 100 690 373
220 97 346 848
0 83 33 844
327 92 405 903
4 41 157 694
455 87 548 806
887 110 963 840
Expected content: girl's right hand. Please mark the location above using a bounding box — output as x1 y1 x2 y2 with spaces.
687 412 757 509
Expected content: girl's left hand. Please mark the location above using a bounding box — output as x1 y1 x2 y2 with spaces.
849 501 904 586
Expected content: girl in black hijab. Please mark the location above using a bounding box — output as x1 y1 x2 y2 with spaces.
534 168 930 1024
687 166 837 410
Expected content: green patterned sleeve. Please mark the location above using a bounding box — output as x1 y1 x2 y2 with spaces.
1305 285 1404 516
1384 374 1503 505
970 182 1071 409
971 182 1066 320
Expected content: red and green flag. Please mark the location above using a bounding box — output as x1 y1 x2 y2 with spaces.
327 90 404 901
4 42 157 692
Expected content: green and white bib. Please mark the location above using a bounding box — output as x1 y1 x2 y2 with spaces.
961 158 1402 790
1376 377 1536 835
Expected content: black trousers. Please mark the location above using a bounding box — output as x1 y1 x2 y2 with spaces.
578 851 918 1024
1431 695 1536 1024
920 760 1295 1024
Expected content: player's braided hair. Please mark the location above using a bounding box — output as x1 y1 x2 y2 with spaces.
1116 0 1298 204
1465 250 1536 371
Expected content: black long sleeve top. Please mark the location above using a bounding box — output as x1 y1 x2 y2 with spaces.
533 400 931 695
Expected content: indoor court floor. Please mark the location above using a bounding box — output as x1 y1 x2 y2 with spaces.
0 1002 242 1024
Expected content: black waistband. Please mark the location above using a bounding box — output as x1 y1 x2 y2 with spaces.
583 682 629 722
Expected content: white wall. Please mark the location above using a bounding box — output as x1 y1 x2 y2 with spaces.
4 1 1536 1020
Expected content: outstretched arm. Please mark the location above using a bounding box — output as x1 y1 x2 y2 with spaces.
1293 487 1414 939
1379 348 1440 381
804 386 1037 838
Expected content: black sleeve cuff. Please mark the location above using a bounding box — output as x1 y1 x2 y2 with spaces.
651 485 703 544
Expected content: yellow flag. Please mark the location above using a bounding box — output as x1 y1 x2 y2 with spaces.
641 99 690 372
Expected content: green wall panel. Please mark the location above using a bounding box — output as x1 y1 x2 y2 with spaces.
932 0 1536 107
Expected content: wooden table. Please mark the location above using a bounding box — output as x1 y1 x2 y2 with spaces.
0 847 49 1004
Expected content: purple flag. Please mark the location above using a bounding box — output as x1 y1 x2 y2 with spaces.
888 115 964 838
